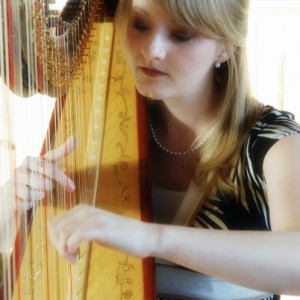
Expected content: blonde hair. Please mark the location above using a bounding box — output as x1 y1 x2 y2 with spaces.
116 0 265 199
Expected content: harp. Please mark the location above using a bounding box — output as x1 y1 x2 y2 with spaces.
0 0 154 299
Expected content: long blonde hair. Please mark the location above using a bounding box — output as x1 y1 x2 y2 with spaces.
116 0 265 199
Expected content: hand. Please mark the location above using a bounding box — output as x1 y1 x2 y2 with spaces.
13 136 77 210
47 204 159 264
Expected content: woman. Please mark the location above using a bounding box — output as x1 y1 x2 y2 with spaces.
10 0 300 299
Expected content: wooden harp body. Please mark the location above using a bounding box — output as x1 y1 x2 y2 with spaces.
0 0 154 299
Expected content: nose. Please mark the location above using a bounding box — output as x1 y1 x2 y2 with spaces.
141 32 167 61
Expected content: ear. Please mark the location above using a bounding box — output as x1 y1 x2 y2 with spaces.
216 43 230 64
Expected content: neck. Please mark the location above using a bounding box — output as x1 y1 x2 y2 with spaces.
155 91 218 136
162 79 218 132
148 98 218 155
147 75 219 153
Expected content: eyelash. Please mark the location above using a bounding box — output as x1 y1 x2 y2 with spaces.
133 19 148 32
173 32 194 42
132 18 194 43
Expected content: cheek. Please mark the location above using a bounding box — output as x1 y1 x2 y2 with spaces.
172 55 206 78
179 41 219 69
178 50 215 76
125 29 140 58
170 53 215 90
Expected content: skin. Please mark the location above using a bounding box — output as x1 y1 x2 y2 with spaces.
14 136 76 207
0 136 76 251
8 0 300 295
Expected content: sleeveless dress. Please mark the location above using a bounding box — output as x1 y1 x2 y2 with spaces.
154 106 300 300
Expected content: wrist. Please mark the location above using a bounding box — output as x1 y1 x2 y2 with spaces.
146 223 165 258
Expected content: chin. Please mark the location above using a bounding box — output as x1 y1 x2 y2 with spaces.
136 85 170 100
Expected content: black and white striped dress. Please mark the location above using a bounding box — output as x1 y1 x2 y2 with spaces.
156 106 300 300
194 106 300 231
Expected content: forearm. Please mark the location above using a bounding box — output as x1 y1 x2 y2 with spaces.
46 204 300 294
151 225 300 295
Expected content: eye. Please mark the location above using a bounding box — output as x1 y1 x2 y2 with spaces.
132 17 149 32
171 30 195 42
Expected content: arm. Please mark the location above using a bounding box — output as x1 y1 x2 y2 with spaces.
160 134 300 294
48 134 300 295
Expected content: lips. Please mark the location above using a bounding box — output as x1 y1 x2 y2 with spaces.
139 66 167 77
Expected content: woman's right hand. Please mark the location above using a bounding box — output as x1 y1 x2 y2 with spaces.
13 136 77 210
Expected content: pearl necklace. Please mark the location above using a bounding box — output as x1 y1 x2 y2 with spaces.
148 114 217 156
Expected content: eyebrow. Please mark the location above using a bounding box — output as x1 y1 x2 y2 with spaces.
131 6 151 17
130 6 184 29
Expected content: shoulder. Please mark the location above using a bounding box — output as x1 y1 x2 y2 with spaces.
244 106 300 175
251 106 300 138
262 127 300 231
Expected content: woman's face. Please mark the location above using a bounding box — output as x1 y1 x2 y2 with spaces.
125 0 225 103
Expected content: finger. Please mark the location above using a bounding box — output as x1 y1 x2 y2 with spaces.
17 198 34 210
44 136 77 162
19 156 49 173
48 164 75 191
15 183 46 202
48 221 79 264
29 176 54 191
15 171 54 191
55 231 75 263
47 210 77 241
18 156 36 171
63 252 79 264
58 231 67 256
23 157 75 192
47 207 87 248
66 229 85 255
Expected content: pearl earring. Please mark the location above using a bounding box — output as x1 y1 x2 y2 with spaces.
215 62 221 68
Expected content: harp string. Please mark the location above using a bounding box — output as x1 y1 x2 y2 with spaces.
1 0 154 298
0 69 17 300
1 0 113 298
43 1 109 299
1 0 23 298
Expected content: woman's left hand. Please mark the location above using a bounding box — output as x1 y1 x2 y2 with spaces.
13 136 77 210
47 204 159 264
